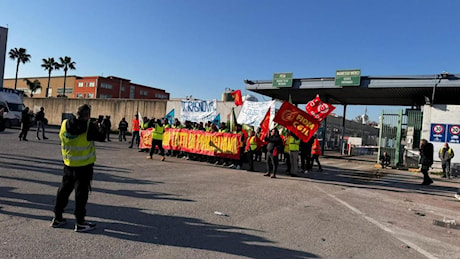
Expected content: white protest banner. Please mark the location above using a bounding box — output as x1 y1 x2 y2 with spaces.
237 100 275 127
181 99 217 123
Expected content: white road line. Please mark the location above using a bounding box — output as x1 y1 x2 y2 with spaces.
313 185 437 259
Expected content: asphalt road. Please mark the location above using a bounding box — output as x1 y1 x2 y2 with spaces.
1 127 459 258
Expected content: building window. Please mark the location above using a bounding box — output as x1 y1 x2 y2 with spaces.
89 82 95 87
57 88 73 94
100 94 112 99
140 90 148 96
88 93 94 98
77 93 83 98
78 82 84 87
101 83 113 89
155 93 167 99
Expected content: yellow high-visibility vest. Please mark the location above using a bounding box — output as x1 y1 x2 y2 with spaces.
152 124 165 140
288 136 300 152
248 136 258 151
59 120 96 167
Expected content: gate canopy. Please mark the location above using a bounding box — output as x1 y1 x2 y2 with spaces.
245 74 460 106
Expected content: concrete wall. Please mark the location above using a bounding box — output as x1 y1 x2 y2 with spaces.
24 98 167 130
422 104 460 165
23 98 241 131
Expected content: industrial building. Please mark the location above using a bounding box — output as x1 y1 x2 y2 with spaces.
3 75 169 100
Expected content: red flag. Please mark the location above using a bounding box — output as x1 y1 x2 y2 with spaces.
305 95 336 122
259 108 270 140
274 101 319 143
230 90 243 106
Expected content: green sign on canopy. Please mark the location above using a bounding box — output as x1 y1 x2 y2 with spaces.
335 69 361 86
273 72 293 88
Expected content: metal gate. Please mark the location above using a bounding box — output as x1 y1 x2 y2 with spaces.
378 109 423 168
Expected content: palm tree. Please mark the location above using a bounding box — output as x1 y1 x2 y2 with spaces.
24 79 42 98
41 57 62 97
58 56 76 97
8 48 31 90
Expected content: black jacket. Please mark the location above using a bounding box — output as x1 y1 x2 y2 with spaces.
265 134 284 154
35 110 45 122
118 120 128 131
420 142 434 167
64 117 106 142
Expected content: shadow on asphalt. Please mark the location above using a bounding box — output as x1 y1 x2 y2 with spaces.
91 203 319 258
251 158 459 199
194 155 459 200
0 186 318 259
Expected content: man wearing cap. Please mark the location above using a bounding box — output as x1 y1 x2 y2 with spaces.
50 104 106 232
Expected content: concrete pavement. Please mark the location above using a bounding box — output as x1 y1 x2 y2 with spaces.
0 127 460 258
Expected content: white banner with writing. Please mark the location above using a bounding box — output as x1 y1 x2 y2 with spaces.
237 100 276 127
181 99 217 123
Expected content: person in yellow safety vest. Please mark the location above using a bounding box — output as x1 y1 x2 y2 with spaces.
310 136 323 172
147 118 166 161
282 132 291 174
439 142 455 178
245 130 258 172
51 104 106 232
288 133 301 176
219 122 228 133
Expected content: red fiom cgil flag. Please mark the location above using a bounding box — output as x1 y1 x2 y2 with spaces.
274 101 319 143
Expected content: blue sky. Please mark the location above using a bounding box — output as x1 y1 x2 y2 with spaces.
2 0 460 122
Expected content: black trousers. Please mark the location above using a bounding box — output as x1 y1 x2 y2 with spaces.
54 164 94 224
421 165 433 183
300 153 311 171
247 150 255 171
129 131 140 147
310 155 322 170
150 139 165 157
19 123 30 140
36 120 46 138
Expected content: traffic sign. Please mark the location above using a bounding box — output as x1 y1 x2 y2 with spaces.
430 123 446 142
447 124 460 143
273 73 293 88
335 69 361 86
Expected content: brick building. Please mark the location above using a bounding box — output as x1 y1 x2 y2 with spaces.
3 75 169 100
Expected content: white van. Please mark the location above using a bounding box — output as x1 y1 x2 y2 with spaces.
0 89 25 128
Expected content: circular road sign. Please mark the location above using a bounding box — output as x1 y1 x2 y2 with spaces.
449 125 460 135
432 124 445 134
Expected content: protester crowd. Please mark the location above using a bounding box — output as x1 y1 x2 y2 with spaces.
122 114 323 179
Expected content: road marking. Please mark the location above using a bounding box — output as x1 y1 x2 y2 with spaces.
313 185 437 259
